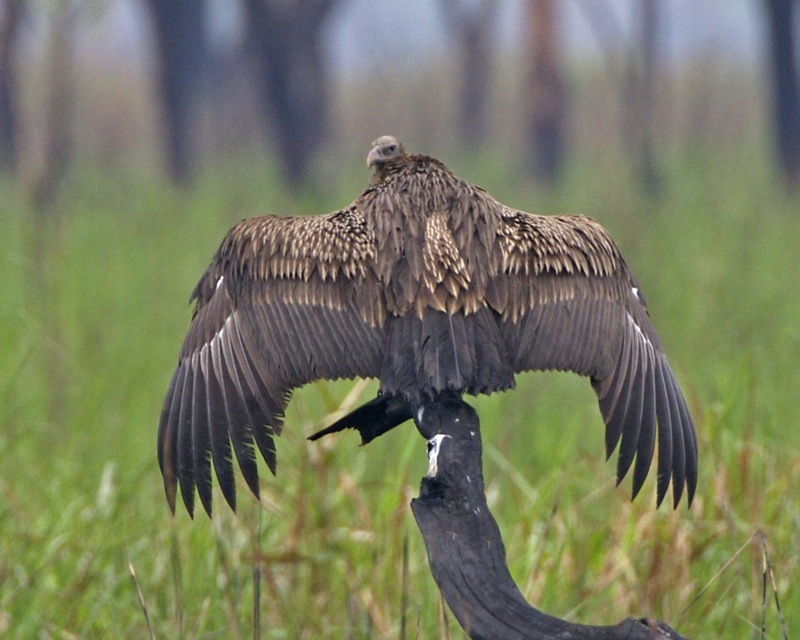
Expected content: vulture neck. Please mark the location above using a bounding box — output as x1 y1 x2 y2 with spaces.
370 153 447 185
360 153 501 320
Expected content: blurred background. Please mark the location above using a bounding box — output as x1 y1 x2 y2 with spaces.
1 0 799 638
1 0 797 191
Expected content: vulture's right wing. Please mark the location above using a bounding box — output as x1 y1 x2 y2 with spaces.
491 212 697 507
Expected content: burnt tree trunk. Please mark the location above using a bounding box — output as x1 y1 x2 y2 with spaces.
524 0 566 186
31 3 76 214
571 0 663 195
763 0 800 189
243 0 337 189
0 0 23 174
631 0 660 196
144 0 208 185
439 0 497 148
410 395 688 640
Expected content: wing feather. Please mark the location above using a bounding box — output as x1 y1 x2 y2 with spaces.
631 353 657 499
604 325 635 457
678 384 698 504
216 320 265 498
158 367 182 510
209 336 241 508
654 363 674 505
158 212 385 515
175 362 196 516
190 361 213 516
494 212 696 507
159 165 697 514
663 361 686 507
614 330 645 486
205 343 239 512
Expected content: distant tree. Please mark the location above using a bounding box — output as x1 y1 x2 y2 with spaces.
630 0 660 195
31 2 77 215
143 0 208 185
242 0 338 189
0 0 23 174
574 0 662 195
27 1 81 424
524 0 565 185
438 0 497 148
762 0 800 189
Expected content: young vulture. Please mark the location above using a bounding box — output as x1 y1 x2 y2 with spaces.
158 135 697 517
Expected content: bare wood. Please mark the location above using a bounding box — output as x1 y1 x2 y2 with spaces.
410 394 688 640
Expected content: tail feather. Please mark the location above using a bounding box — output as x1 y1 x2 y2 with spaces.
381 308 514 400
308 395 413 445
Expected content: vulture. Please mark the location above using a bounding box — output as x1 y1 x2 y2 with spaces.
158 135 697 517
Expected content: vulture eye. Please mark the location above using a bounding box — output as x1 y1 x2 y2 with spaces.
386 144 397 155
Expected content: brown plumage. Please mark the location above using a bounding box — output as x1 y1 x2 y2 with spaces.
158 135 697 516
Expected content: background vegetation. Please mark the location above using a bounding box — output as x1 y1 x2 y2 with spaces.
2 142 798 638
1 1 799 638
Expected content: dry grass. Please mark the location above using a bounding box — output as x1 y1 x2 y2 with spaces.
1 134 798 637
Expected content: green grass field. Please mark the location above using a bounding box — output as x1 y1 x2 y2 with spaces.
1 146 797 638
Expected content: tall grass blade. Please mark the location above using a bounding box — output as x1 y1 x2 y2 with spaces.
757 531 790 640
170 521 185 639
680 531 756 618
401 533 409 640
126 551 156 640
253 506 263 640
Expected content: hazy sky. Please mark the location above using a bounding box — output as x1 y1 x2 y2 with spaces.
325 0 763 74
64 0 765 75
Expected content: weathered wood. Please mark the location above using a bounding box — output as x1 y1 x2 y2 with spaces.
410 395 687 640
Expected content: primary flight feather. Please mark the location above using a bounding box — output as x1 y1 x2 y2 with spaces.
158 135 697 516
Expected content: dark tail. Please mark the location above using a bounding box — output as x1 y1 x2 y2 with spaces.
308 394 414 445
380 308 515 400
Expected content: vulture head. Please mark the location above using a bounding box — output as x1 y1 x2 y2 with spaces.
367 135 406 169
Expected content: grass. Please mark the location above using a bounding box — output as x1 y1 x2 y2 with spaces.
0 143 798 638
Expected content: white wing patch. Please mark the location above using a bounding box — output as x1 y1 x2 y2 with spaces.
626 311 651 348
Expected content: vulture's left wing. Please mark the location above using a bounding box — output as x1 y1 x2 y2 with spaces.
157 209 386 516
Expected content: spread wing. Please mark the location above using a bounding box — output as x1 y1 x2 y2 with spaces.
491 212 697 507
157 208 386 516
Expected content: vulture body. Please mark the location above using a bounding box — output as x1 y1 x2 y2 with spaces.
158 136 697 516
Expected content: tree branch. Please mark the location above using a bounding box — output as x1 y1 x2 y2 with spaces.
409 395 687 640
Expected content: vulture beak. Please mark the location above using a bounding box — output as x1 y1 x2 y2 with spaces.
367 147 382 169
